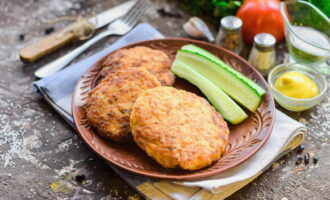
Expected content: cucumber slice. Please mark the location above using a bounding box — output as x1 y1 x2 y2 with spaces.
172 60 248 124
174 50 262 112
181 44 266 96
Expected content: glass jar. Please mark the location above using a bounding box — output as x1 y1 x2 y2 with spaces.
248 33 276 76
215 16 243 54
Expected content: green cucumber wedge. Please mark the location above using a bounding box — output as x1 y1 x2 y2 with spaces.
181 44 266 96
172 60 248 124
174 50 262 112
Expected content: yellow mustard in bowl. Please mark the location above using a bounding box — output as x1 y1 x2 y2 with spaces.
274 71 319 99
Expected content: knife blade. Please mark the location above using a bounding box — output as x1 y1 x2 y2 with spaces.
19 0 135 63
88 0 135 29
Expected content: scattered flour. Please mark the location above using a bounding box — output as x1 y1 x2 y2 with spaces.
0 112 50 169
54 159 80 177
55 138 74 153
308 97 330 139
0 121 24 167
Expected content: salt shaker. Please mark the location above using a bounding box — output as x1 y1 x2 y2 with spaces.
248 33 276 76
215 16 243 54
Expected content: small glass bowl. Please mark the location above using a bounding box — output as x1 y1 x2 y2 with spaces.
268 63 327 111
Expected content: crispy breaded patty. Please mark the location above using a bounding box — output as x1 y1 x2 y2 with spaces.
130 87 229 170
101 46 175 86
85 68 161 142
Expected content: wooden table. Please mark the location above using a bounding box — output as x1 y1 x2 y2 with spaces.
0 0 329 199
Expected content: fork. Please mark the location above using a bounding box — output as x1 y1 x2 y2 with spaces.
35 0 150 78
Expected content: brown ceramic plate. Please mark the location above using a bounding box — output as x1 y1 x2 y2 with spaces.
72 38 275 180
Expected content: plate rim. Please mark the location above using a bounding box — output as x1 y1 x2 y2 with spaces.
72 38 275 180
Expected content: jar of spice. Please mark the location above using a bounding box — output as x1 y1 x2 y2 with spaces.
248 33 276 76
215 16 243 54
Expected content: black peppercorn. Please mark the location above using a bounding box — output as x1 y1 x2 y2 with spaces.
296 145 305 154
19 34 25 41
304 153 310 165
45 27 55 35
157 8 182 18
295 157 303 165
75 174 86 182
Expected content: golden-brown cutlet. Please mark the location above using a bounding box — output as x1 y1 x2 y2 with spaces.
100 46 175 86
85 68 161 142
130 86 229 170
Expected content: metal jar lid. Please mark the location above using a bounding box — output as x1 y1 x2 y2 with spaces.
254 33 276 51
220 16 242 31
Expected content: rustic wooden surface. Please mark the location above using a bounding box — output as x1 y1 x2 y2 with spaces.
0 0 329 199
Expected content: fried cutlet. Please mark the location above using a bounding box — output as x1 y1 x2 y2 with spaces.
130 87 229 170
100 46 175 86
85 68 161 142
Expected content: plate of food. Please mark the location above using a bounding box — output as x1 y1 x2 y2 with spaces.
72 38 275 180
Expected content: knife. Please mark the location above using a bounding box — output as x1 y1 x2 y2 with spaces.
19 0 135 63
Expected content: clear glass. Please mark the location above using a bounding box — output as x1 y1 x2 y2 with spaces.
268 63 327 111
280 1 330 74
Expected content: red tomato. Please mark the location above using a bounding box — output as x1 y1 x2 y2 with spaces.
237 0 284 45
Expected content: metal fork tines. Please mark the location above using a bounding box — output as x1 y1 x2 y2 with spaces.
106 0 150 35
121 0 149 28
35 0 151 78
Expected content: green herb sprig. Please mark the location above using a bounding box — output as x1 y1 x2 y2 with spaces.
179 0 242 24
